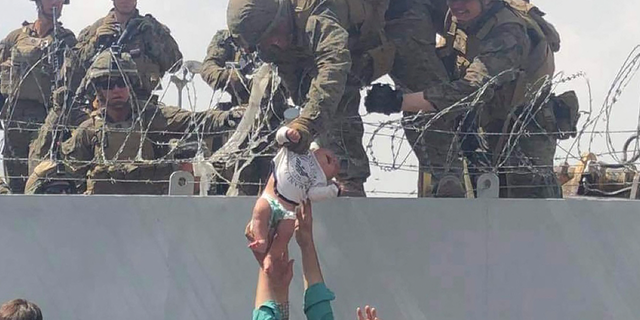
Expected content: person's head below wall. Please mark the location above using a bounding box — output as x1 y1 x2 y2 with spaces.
0 299 43 320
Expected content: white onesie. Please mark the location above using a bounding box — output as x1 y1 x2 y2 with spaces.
271 126 339 205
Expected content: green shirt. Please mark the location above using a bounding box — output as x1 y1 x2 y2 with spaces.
252 283 335 320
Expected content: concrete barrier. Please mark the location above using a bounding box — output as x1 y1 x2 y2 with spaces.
0 196 639 319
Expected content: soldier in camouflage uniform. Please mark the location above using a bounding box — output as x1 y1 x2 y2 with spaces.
384 0 465 197
0 0 76 194
366 0 563 198
201 29 251 107
227 0 396 196
25 50 243 195
29 0 184 176
69 0 183 99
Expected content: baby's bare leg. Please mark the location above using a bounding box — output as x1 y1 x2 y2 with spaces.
264 219 296 274
248 197 272 254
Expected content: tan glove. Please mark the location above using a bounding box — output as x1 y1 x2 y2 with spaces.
94 22 120 47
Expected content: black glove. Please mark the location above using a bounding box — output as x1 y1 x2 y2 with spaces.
365 84 403 115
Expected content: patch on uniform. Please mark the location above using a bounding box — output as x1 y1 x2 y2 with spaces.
453 29 468 54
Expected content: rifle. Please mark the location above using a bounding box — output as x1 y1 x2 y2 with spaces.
48 6 63 96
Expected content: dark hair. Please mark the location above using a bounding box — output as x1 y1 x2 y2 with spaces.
0 299 43 320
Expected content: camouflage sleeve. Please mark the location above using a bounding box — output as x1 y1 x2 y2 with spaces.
61 121 96 176
152 105 235 135
143 16 183 74
200 30 234 90
424 23 529 111
64 24 98 93
298 12 352 135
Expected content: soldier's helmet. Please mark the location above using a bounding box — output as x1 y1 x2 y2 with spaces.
227 0 284 49
30 0 70 4
85 50 140 90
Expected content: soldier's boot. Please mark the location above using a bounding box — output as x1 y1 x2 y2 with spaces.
338 178 367 197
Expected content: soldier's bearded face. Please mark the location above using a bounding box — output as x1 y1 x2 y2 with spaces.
39 0 64 17
447 0 485 23
114 0 137 14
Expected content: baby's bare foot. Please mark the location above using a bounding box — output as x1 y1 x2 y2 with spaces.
249 239 268 253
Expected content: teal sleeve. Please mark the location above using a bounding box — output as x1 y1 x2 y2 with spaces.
253 300 281 320
303 283 336 320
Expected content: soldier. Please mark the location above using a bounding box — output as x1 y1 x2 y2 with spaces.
25 50 243 195
0 0 76 194
201 29 251 107
227 0 396 196
365 0 565 198
384 0 464 197
29 0 184 175
69 0 183 100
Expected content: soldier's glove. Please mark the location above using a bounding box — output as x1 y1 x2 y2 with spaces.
365 84 403 115
224 106 246 128
287 118 314 154
134 17 154 34
94 22 120 47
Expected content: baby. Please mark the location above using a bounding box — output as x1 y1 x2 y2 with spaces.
246 125 340 271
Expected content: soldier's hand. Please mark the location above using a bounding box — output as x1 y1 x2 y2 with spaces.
365 84 403 115
135 17 154 34
225 106 245 127
287 118 313 154
286 129 301 144
94 22 120 46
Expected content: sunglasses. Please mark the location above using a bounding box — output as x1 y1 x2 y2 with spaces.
94 78 128 90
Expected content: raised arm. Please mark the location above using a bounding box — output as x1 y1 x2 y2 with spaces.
295 201 335 320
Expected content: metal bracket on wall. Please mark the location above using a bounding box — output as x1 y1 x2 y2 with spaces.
477 173 500 199
169 171 195 196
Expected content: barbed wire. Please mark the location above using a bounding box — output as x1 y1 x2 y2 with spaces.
1 43 640 197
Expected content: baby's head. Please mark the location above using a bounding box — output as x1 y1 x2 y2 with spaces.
312 147 340 180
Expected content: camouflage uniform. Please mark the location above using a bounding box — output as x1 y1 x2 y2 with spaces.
384 0 462 197
69 8 183 98
0 21 76 193
29 8 183 175
25 51 241 195
425 1 561 198
201 29 250 106
228 0 396 196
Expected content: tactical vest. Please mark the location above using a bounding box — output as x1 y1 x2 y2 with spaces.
441 3 555 123
97 12 165 95
89 112 155 162
0 24 74 105
291 0 395 81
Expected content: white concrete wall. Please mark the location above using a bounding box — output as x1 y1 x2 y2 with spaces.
0 196 639 320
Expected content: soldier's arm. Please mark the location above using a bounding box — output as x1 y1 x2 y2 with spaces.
423 23 530 110
61 122 96 176
297 13 352 135
64 24 98 93
143 16 183 74
153 105 241 136
201 30 235 90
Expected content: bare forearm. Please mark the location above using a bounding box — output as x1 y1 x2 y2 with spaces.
300 242 324 289
255 270 289 309
402 92 438 113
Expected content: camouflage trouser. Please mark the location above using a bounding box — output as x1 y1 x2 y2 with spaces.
385 2 463 197
316 84 370 190
86 163 176 195
2 99 48 194
484 126 561 198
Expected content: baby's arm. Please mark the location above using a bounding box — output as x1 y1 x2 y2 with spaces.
308 183 340 202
